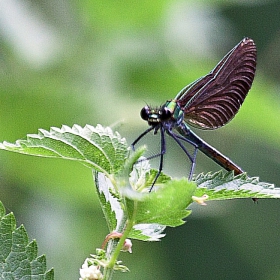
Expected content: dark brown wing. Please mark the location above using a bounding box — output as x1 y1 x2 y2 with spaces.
176 38 257 129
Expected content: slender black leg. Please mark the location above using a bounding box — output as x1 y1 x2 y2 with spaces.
132 124 167 163
150 126 166 191
131 126 154 151
167 130 198 180
132 125 198 189
189 147 198 180
169 131 199 147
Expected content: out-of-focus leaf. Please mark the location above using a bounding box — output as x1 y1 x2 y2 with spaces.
0 201 54 279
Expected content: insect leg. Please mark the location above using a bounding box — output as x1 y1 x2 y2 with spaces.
150 126 166 191
167 130 198 180
131 126 154 151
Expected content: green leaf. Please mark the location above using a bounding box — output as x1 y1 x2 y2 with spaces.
124 179 196 227
194 171 279 200
95 174 195 241
129 224 166 241
95 171 167 241
0 124 129 175
128 157 171 192
145 169 172 186
95 172 121 232
0 201 54 279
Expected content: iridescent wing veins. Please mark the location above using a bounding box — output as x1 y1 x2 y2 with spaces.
175 37 257 129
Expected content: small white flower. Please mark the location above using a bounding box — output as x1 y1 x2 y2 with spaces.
79 259 103 280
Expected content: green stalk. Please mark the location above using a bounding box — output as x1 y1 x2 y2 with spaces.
103 200 137 280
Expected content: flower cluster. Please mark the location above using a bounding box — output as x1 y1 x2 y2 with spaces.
79 259 103 280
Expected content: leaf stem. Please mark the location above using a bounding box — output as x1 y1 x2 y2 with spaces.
103 201 137 280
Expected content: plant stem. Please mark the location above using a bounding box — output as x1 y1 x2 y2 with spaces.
103 201 137 280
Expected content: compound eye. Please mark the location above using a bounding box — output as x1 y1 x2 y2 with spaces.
140 106 150 120
161 107 172 120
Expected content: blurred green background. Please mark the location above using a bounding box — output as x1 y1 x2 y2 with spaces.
1 0 280 279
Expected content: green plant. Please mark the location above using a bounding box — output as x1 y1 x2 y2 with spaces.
0 124 278 280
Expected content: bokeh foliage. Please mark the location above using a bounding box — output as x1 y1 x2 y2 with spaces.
1 1 280 279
